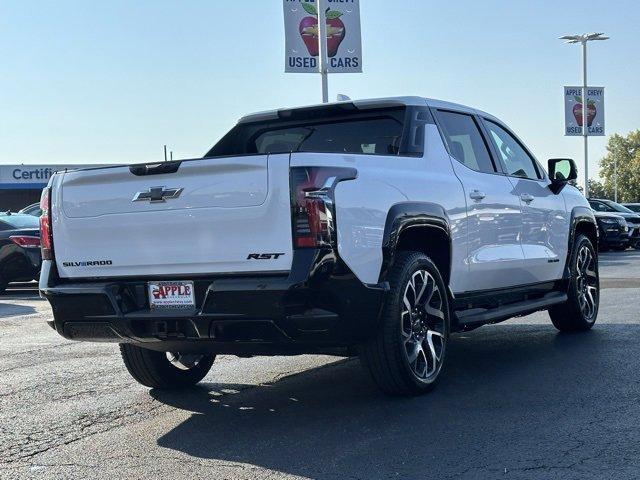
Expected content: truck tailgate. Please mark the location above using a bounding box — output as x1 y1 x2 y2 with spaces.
52 154 293 278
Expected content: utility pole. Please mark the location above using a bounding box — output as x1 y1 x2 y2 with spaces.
615 157 618 202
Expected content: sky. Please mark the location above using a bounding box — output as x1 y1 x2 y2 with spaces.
1 0 638 183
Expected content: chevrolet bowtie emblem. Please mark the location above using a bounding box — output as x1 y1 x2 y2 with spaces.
132 186 183 203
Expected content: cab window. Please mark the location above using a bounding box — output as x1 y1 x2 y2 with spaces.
435 111 496 174
484 120 541 180
206 108 406 157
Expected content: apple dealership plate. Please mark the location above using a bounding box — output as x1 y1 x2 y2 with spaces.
148 281 195 309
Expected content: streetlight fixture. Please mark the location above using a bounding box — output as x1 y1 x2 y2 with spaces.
559 33 609 198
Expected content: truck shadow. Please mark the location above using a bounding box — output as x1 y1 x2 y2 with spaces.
150 323 636 478
0 302 37 318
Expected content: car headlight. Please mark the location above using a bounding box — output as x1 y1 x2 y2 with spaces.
599 218 618 224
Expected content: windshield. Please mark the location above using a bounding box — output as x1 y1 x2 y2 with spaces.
19 203 41 215
0 214 40 229
603 200 634 213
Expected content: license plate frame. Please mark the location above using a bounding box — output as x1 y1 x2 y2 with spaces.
148 281 195 309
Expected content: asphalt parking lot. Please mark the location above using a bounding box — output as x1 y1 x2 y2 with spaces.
1 251 639 480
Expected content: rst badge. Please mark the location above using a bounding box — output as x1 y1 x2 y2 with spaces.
247 253 286 260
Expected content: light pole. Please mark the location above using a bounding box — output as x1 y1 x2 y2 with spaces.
615 157 618 202
317 0 329 103
559 33 609 198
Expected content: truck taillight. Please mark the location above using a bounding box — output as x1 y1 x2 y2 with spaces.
40 187 53 260
290 167 356 249
10 236 41 248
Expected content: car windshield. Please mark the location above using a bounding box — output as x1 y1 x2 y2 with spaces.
603 200 634 213
624 204 640 213
0 214 40 229
19 204 40 215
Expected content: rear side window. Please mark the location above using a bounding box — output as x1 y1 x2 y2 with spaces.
206 107 406 157
435 111 496 174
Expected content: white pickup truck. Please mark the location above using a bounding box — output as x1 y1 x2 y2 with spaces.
40 97 599 395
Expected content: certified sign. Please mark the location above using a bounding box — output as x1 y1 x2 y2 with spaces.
283 0 362 73
0 164 105 189
564 86 605 136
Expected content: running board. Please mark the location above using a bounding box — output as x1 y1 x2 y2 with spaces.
455 292 568 327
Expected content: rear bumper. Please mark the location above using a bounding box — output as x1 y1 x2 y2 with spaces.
40 249 388 355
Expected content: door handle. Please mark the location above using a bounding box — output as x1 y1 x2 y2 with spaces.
469 190 486 201
520 194 535 204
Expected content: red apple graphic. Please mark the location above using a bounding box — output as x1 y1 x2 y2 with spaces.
299 16 320 56
298 3 346 58
326 16 346 58
572 97 597 127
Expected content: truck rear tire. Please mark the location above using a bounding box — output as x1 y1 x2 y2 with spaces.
119 344 215 389
360 251 450 396
549 235 599 332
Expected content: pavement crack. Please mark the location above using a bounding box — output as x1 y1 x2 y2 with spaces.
1 400 169 464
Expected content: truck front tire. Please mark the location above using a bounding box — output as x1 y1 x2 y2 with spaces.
119 344 215 389
549 235 599 332
360 251 450 396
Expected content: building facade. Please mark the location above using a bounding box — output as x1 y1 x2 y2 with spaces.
0 165 97 211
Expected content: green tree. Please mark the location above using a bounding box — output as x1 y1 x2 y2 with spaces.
598 130 640 202
587 178 611 199
572 179 611 198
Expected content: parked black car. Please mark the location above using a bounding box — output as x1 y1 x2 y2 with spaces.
589 199 640 249
0 213 41 293
593 211 629 251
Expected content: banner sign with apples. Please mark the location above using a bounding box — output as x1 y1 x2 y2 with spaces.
564 86 605 136
283 0 362 73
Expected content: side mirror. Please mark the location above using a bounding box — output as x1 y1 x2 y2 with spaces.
548 158 577 194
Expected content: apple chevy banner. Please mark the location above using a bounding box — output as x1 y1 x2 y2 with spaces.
564 86 605 136
284 0 362 73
